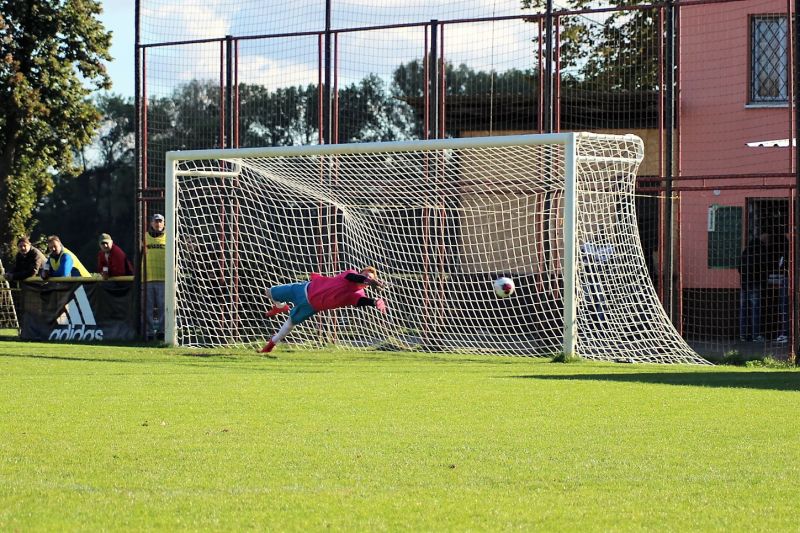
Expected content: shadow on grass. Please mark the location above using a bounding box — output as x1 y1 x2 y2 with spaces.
0 347 322 370
0 353 140 364
512 371 800 392
0 350 246 364
174 352 253 359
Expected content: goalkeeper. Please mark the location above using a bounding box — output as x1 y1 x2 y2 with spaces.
260 266 388 353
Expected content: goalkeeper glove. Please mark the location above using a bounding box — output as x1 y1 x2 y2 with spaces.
370 278 388 290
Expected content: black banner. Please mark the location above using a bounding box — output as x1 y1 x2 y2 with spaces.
21 280 136 342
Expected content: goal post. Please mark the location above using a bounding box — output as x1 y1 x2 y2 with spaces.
164 132 706 364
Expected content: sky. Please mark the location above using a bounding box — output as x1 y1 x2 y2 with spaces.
96 0 542 98
98 0 136 97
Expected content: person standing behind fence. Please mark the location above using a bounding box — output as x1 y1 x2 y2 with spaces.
143 214 166 340
767 232 789 344
97 233 133 279
738 231 769 342
41 235 90 279
2 237 45 282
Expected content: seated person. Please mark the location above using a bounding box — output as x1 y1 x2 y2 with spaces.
96 233 133 279
41 235 91 279
3 236 45 281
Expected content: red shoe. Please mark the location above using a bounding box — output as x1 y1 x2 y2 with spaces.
260 340 276 353
266 304 290 317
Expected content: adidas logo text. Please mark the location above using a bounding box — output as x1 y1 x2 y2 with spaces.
48 285 105 342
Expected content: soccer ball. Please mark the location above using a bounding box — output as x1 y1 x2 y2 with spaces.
493 277 515 298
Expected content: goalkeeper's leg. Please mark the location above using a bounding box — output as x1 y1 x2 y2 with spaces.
265 287 290 317
260 317 295 353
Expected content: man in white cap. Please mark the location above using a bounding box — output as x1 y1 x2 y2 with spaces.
143 213 166 340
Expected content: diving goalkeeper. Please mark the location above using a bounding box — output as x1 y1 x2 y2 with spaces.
260 266 388 353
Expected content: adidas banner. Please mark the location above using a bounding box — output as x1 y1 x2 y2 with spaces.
20 281 136 342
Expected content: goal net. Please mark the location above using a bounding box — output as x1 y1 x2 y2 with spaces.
0 260 20 331
165 132 706 364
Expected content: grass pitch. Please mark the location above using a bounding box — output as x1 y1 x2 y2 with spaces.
1 336 799 531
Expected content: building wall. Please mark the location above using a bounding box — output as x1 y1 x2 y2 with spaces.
679 0 794 289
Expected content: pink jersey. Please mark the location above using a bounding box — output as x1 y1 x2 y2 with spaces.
306 270 367 312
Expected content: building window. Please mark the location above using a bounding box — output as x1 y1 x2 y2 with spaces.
708 205 742 269
751 15 789 104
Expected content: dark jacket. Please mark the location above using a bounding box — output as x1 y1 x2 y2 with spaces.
97 244 133 277
738 238 769 288
767 234 789 275
6 247 45 281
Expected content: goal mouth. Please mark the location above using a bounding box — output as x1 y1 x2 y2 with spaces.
165 133 707 364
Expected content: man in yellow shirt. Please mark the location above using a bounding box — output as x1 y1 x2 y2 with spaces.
143 214 166 340
41 236 91 279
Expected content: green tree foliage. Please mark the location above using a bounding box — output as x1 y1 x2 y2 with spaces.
521 0 659 91
0 0 111 259
393 59 539 98
239 83 319 147
36 95 135 266
393 59 499 98
148 75 416 155
337 74 415 142
392 59 540 135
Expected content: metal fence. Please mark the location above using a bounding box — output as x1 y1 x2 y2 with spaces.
136 0 798 360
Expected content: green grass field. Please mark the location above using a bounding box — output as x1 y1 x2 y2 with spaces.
1 335 799 531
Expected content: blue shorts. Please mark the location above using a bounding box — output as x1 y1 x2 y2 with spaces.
270 281 315 324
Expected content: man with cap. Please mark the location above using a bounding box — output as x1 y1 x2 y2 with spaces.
97 233 133 279
143 213 166 340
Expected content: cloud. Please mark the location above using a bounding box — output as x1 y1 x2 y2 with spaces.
139 0 542 94
238 54 320 91
141 3 234 43
439 18 539 73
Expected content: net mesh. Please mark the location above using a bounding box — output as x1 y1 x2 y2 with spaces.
0 260 19 330
170 133 706 363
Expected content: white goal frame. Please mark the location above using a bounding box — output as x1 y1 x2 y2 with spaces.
164 132 705 364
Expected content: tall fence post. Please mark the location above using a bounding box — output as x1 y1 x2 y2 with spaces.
429 20 439 140
323 0 333 145
793 0 800 363
662 0 677 323
543 0 555 133
225 35 234 149
134 0 143 338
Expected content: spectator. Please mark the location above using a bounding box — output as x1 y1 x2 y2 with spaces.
738 231 769 342
143 213 166 340
41 235 90 279
96 233 133 279
2 237 45 281
767 232 789 344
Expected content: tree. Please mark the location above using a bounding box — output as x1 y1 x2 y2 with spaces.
391 60 541 136
36 95 135 264
0 0 111 259
239 83 319 147
521 0 660 91
337 74 415 143
153 77 415 152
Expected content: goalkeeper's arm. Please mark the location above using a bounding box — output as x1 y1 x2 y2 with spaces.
356 297 387 313
345 272 388 289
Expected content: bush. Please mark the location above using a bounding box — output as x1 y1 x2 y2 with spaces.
745 356 794 369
